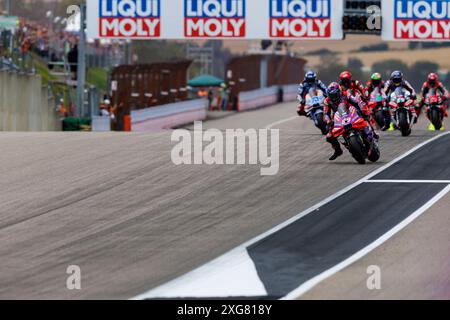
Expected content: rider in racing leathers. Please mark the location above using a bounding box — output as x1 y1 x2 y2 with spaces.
384 71 417 101
383 70 417 128
324 83 377 161
366 72 385 97
419 73 449 120
297 71 328 116
339 71 368 102
366 72 391 131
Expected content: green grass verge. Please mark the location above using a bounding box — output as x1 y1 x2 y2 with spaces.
87 67 108 93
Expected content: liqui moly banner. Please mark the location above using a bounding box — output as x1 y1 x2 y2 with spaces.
184 0 246 37
270 0 333 38
382 0 450 41
89 0 161 38
87 0 343 40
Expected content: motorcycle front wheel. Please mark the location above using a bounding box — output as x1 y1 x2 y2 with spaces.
398 110 412 137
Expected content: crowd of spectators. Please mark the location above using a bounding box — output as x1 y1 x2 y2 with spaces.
14 20 78 61
2 18 125 68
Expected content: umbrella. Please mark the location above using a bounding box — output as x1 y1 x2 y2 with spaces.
188 74 224 87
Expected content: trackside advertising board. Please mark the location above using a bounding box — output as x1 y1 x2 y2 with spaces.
184 0 246 37
382 0 450 41
87 0 344 40
269 0 334 38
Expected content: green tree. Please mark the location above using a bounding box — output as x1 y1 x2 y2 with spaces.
372 59 410 81
316 55 347 85
347 57 370 83
316 56 369 86
444 71 450 90
132 40 187 64
408 61 439 89
202 40 232 78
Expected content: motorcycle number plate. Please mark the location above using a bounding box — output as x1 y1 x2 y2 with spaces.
312 97 321 105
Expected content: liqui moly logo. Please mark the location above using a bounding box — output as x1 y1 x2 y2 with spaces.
184 0 246 38
395 0 450 40
270 0 331 38
99 0 160 38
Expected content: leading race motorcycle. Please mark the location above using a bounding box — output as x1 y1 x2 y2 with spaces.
304 88 327 135
388 87 416 137
424 87 446 131
368 87 387 129
331 103 380 165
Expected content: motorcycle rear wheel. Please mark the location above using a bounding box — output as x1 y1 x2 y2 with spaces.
348 134 366 165
431 108 443 131
368 143 381 163
374 110 385 129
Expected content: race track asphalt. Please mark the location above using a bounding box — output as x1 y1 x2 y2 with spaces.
0 102 447 299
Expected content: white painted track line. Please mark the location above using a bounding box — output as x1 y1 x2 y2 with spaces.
366 180 450 184
132 249 267 300
134 132 450 300
265 116 299 129
282 184 450 300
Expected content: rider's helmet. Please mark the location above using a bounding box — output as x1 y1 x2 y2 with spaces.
339 71 352 89
327 82 342 103
371 73 382 87
391 71 403 86
305 71 317 84
427 73 439 87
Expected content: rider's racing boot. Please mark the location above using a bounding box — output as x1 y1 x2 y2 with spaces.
329 148 343 161
388 122 395 131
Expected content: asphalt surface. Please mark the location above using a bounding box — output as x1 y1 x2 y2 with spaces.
249 182 448 298
300 191 450 300
372 133 450 180
0 102 447 299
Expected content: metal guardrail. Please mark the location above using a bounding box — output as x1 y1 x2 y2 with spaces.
0 56 20 72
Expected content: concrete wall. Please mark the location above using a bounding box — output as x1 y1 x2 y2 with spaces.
238 86 279 112
282 84 299 102
92 116 112 132
131 99 208 132
0 70 60 131
130 85 297 131
238 84 298 112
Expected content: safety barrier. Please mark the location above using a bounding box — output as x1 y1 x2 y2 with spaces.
131 99 208 132
238 86 279 112
282 84 299 102
238 84 298 112
92 116 112 132
0 70 60 131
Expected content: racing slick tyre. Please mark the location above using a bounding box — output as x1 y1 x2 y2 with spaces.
398 110 411 137
348 134 366 165
374 110 385 129
431 109 443 131
368 143 381 163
